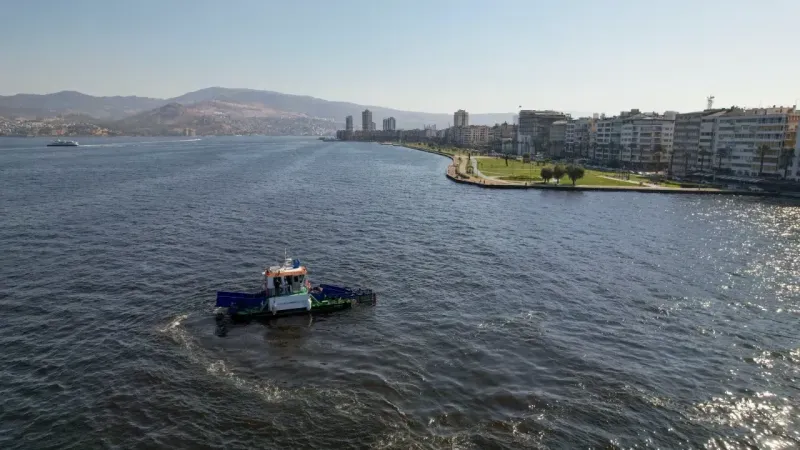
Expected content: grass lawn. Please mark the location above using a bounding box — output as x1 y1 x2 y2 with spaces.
477 157 650 186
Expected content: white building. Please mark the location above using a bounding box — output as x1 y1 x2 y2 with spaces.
712 106 799 178
619 112 676 169
565 117 595 158
451 125 489 147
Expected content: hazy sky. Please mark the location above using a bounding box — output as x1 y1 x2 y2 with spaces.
1 0 799 115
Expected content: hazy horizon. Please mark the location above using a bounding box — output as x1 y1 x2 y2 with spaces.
2 0 799 116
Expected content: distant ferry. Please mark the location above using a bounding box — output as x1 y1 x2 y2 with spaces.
47 140 79 147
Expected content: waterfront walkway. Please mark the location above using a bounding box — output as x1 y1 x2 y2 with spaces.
398 143 777 196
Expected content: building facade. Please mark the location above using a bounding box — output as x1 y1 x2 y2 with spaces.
345 115 354 132
454 110 469 127
712 106 799 178
451 125 489 147
619 112 676 169
549 120 567 157
671 109 728 177
362 109 373 131
517 110 568 155
565 117 594 158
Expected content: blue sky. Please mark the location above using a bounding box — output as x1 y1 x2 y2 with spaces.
1 0 799 115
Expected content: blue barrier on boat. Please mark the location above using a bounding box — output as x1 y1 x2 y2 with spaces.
292 259 301 268
216 291 266 308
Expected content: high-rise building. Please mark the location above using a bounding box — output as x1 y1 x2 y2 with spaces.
370 121 376 131
454 110 469 127
345 115 353 132
382 117 396 131
362 109 372 131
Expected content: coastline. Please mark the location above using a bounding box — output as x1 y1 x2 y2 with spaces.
396 142 780 197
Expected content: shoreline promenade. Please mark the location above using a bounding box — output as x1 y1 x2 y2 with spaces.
398 143 779 197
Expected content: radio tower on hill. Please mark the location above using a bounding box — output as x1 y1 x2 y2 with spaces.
707 95 715 110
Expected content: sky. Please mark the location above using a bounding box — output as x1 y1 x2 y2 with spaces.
1 0 799 115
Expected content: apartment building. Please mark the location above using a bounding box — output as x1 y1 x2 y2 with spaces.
619 112 676 169
345 115 353 132
565 117 594 158
594 110 641 162
671 109 728 177
451 125 489 147
454 110 469 127
549 121 567 157
517 110 568 155
712 106 799 178
791 134 800 180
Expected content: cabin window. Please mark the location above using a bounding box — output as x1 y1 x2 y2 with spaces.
293 276 299 283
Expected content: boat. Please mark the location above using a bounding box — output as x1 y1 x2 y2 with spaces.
47 140 79 147
214 254 376 333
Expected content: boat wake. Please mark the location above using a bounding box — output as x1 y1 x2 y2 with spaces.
158 313 289 402
81 138 202 148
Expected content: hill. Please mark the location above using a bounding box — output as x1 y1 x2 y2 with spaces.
167 87 515 129
0 91 163 120
0 87 515 130
108 101 337 136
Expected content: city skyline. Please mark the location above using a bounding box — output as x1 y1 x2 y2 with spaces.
1 0 799 115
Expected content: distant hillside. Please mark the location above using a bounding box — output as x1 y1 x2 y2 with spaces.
168 87 515 129
0 87 515 129
108 101 337 136
0 91 163 120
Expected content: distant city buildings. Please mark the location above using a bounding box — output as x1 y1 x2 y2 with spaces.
334 99 800 182
345 115 353 132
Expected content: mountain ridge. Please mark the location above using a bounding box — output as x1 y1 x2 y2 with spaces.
0 87 516 129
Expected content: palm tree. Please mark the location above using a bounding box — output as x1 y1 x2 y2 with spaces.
683 147 690 176
757 144 770 176
698 150 711 173
779 148 795 179
715 147 728 173
638 145 645 172
653 150 662 173
668 148 676 177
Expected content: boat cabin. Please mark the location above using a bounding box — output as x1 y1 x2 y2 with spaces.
263 257 309 297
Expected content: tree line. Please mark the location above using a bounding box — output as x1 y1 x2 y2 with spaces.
540 164 585 186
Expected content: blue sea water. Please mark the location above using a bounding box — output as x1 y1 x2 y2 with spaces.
1 136 798 449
